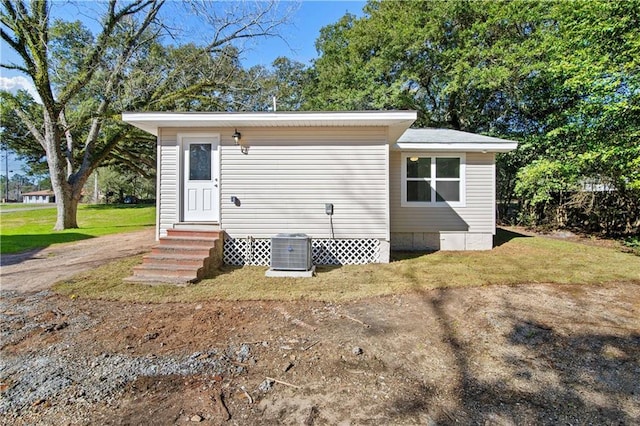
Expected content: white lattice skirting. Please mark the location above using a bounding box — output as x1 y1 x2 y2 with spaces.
223 238 380 266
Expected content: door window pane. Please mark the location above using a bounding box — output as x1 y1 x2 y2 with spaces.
407 181 431 202
435 181 460 202
189 144 212 181
436 158 460 178
407 157 431 178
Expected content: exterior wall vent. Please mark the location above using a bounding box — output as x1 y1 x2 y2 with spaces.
271 233 312 271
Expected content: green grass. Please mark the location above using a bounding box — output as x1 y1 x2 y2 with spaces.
54 229 640 303
0 203 57 211
624 236 640 255
0 204 155 254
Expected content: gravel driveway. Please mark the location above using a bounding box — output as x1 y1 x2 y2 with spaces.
0 229 155 292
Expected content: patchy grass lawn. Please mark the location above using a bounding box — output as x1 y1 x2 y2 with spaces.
0 203 57 211
0 204 155 254
54 229 640 303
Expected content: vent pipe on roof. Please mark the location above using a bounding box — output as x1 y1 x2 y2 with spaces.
272 96 277 112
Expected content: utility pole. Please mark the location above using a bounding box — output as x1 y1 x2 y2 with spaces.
94 170 99 204
4 149 10 202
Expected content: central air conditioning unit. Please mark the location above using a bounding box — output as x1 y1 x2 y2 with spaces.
271 233 312 271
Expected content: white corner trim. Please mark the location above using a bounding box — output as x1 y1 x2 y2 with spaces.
155 129 161 241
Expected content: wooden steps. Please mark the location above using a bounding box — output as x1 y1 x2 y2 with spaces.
126 229 223 285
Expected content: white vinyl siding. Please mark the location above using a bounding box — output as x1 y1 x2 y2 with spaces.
221 127 387 239
390 150 496 234
157 132 179 236
158 127 389 239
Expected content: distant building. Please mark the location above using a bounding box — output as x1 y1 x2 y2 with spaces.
580 178 616 192
22 190 55 204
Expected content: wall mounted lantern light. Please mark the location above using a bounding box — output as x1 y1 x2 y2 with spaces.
232 129 248 154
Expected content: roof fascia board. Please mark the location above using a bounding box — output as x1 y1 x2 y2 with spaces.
122 111 417 124
123 110 416 117
393 142 518 153
122 111 417 138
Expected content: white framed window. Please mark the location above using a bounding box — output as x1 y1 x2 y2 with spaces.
401 153 466 207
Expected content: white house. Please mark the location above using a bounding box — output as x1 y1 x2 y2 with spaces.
122 111 517 267
22 190 55 204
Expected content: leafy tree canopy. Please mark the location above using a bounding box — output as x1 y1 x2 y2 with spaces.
306 0 639 235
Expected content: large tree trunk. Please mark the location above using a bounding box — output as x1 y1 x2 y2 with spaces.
44 114 84 231
54 185 79 230
51 171 90 230
49 155 80 230
49 157 90 230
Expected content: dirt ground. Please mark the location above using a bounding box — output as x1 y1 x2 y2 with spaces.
0 229 155 292
1 231 639 425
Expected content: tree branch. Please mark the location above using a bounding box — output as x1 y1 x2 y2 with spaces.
0 62 29 74
0 12 37 76
189 0 288 53
58 109 74 175
57 0 162 107
13 107 46 149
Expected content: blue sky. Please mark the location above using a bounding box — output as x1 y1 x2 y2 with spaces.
243 0 366 67
0 0 366 175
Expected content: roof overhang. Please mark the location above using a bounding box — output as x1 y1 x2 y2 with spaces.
122 111 417 138
394 142 518 153
392 128 518 153
22 190 54 196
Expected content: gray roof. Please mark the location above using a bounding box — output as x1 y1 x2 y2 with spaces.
398 128 517 144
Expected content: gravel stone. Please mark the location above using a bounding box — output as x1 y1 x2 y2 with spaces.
0 291 249 418
0 349 239 414
236 344 251 363
258 379 274 392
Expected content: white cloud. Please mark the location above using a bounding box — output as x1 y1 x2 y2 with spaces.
0 75 42 103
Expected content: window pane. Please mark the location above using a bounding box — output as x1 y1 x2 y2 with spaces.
189 144 212 180
407 181 431 202
436 158 460 178
435 181 460 202
407 157 431 178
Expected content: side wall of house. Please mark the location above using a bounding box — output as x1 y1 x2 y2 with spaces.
389 150 496 250
157 128 180 237
221 127 390 241
158 126 389 242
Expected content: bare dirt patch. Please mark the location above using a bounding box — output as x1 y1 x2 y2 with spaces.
2 281 639 425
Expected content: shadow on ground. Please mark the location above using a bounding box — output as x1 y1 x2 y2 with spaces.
390 251 436 262
494 227 532 246
386 285 640 424
1 233 94 264
84 204 155 210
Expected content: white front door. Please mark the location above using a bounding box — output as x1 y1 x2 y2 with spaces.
182 135 219 222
